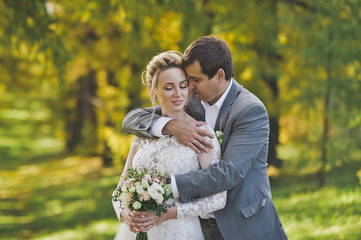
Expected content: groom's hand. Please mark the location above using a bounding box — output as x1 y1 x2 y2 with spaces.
163 119 214 153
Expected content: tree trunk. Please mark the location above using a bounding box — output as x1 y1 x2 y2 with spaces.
101 71 117 167
318 31 333 187
202 0 215 35
65 70 98 153
262 0 283 167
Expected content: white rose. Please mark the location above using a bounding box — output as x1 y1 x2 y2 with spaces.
155 194 164 204
129 186 136 193
153 182 164 194
148 182 165 200
136 185 144 194
148 185 158 200
121 185 128 193
142 179 149 188
133 201 142 210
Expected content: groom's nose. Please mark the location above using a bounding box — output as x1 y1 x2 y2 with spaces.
188 80 195 90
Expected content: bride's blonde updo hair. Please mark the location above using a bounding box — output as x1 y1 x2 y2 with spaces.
142 50 183 106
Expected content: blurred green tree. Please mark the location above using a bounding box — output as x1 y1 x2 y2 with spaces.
1 0 360 182
278 0 361 186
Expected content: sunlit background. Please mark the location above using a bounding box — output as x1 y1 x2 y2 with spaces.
0 0 360 239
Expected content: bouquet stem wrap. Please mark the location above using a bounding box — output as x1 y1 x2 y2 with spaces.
136 231 148 240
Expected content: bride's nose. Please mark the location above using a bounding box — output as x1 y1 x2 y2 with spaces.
173 87 181 97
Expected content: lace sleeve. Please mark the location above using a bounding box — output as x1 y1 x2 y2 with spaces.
112 136 140 221
176 125 227 219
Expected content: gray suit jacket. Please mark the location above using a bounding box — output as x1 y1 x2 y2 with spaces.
122 80 287 240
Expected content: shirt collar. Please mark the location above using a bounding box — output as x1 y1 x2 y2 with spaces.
201 78 233 110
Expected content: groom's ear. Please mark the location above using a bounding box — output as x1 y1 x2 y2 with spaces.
216 69 226 83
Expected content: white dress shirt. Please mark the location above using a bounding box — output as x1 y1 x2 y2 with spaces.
201 78 232 130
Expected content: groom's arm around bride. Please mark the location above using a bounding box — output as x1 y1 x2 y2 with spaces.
123 36 287 240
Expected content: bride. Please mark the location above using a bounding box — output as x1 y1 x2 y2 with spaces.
112 51 226 240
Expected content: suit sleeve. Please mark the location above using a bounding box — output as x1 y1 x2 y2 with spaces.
175 103 269 203
122 106 162 137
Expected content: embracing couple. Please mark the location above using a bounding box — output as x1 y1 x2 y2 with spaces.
112 36 288 240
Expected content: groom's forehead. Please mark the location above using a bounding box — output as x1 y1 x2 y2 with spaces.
185 63 206 78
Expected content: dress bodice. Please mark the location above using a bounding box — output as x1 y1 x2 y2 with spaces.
112 125 226 240
131 135 199 176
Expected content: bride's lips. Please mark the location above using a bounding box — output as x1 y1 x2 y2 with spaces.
172 100 183 106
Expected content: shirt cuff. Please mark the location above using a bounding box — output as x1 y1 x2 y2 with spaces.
170 176 179 198
149 117 172 137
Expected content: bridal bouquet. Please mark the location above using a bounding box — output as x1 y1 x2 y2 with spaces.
112 168 173 240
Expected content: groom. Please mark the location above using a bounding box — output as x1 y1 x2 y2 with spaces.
122 36 287 240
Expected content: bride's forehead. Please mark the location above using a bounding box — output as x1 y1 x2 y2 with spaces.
157 68 187 84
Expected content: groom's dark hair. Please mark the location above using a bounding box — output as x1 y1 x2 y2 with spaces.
181 36 234 81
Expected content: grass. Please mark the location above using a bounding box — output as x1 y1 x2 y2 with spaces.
270 159 361 240
0 107 360 239
274 186 361 239
0 151 121 240
0 108 121 239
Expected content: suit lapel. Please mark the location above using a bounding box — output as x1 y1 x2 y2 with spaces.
214 80 242 131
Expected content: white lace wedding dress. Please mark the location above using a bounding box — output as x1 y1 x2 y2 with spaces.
112 125 226 240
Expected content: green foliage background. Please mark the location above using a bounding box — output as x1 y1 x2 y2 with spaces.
0 0 360 239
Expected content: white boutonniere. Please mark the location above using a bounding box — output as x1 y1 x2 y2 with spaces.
215 130 224 146
215 118 225 146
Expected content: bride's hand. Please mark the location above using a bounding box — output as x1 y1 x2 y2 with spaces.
122 209 142 233
127 207 177 232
